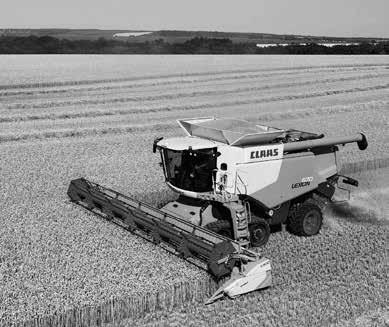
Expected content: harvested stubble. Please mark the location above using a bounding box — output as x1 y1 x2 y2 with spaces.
330 309 389 327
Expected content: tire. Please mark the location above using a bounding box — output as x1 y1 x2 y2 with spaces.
288 202 323 236
249 218 270 247
205 220 233 239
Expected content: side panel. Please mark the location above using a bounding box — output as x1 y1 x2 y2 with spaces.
244 153 322 208
236 159 283 195
313 151 338 180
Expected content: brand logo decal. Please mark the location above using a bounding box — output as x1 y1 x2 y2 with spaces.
250 148 279 159
292 177 313 189
292 181 310 188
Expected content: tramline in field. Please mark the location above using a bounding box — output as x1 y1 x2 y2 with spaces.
67 117 368 303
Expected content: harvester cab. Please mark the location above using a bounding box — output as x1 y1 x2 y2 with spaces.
68 116 367 304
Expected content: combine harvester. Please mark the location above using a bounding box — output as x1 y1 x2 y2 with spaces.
67 117 368 303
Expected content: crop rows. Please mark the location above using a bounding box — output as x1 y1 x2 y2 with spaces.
0 102 387 170
1 55 388 86
2 73 388 112
0 55 388 326
1 65 384 99
3 70 387 107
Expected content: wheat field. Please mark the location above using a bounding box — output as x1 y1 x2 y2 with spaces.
0 55 388 326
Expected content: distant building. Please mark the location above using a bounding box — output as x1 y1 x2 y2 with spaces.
113 32 153 38
317 42 360 47
256 42 361 48
256 43 289 48
256 43 305 48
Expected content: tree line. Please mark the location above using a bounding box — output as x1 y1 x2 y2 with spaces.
0 35 388 54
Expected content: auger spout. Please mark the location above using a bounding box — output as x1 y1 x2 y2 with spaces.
283 133 368 152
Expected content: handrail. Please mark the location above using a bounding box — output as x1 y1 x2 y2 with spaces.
235 173 247 195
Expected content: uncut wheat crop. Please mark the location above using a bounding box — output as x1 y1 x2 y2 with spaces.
0 55 388 327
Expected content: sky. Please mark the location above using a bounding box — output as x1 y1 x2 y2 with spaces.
2 0 389 38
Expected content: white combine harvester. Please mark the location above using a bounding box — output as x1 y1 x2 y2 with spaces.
68 117 367 303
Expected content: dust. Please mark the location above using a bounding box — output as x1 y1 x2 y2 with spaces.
324 213 345 232
327 187 389 226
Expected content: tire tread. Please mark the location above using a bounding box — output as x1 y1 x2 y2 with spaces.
288 201 323 236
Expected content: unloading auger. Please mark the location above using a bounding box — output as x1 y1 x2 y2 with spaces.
67 117 367 303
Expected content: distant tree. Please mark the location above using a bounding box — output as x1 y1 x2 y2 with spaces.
0 35 388 54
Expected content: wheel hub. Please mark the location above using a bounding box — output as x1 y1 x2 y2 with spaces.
253 228 265 241
303 210 321 235
249 219 270 247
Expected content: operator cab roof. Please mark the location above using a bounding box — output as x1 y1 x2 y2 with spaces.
177 117 285 147
158 136 221 151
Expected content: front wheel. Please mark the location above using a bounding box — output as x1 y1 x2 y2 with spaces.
249 218 270 247
205 220 233 239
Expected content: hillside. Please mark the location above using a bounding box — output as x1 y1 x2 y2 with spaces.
1 28 387 43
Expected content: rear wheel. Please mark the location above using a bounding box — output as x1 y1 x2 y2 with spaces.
249 218 270 247
288 203 323 236
205 220 233 239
